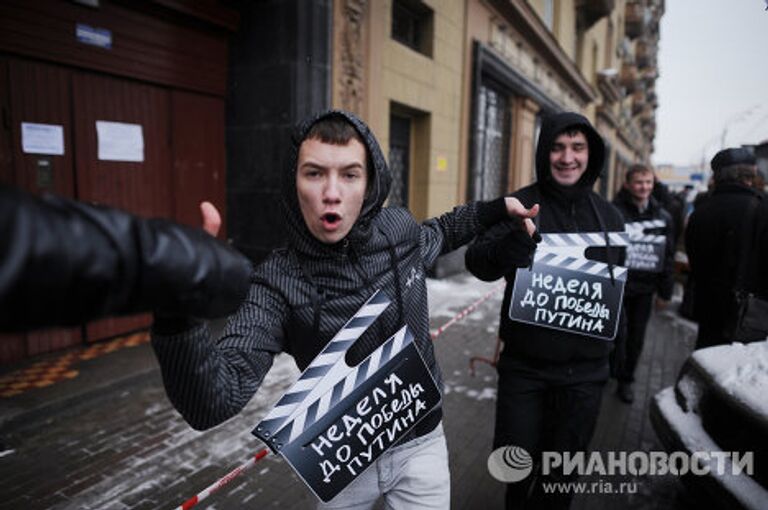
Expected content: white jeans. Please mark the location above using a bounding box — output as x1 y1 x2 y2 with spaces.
316 423 450 510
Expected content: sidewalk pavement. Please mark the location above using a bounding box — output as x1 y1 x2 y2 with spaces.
0 273 697 509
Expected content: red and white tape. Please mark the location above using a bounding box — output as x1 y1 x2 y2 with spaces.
177 449 269 510
430 282 505 339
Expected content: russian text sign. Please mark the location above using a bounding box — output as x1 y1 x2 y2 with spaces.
279 334 440 502
509 232 629 340
625 220 666 273
253 291 440 502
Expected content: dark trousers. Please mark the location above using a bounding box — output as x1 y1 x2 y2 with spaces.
494 359 607 510
616 293 654 383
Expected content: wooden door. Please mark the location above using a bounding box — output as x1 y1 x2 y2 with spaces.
71 71 172 342
171 91 227 232
1 57 83 362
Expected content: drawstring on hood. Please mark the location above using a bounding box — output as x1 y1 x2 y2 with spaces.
381 227 405 326
588 194 616 286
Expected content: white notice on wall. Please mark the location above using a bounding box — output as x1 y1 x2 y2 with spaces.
21 123 65 155
96 121 144 162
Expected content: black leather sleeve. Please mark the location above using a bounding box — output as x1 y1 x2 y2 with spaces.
0 186 252 331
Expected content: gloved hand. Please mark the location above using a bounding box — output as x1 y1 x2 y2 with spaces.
493 221 540 272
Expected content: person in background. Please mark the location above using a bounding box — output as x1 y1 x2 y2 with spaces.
611 164 674 403
686 147 768 348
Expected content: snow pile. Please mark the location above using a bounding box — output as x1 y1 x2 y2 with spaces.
654 387 768 509
692 340 768 421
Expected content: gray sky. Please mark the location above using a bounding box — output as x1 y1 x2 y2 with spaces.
653 0 768 168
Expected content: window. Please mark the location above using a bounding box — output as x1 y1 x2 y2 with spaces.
471 84 510 201
391 0 433 57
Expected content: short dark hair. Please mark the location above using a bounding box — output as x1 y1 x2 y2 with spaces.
555 127 588 142
714 164 756 185
625 164 654 183
302 115 373 192
305 116 365 146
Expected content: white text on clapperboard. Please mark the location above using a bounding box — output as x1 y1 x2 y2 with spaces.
519 272 610 334
310 373 429 483
626 243 660 271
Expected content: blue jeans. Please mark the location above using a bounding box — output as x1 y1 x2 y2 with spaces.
317 423 450 510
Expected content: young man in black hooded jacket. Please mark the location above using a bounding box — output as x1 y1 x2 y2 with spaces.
465 112 625 509
151 110 539 509
611 164 674 403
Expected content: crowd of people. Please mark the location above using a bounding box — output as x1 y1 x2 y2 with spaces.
2 109 766 509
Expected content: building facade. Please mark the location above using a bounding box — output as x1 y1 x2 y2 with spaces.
0 0 663 364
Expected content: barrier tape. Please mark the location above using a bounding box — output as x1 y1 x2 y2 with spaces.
430 282 505 339
178 449 269 510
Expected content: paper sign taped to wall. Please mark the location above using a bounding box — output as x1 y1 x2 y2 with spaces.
21 123 65 155
96 121 144 162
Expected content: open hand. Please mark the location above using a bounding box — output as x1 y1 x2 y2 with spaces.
504 197 539 237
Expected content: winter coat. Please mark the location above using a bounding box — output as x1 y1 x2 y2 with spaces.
0 185 251 331
465 112 625 367
685 183 768 326
151 110 516 434
612 188 675 300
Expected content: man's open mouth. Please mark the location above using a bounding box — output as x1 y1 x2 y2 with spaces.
321 213 341 227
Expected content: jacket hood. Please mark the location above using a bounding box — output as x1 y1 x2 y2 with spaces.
535 112 605 198
282 110 392 254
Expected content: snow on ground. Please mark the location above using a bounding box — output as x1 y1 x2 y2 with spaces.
691 340 768 421
426 273 502 319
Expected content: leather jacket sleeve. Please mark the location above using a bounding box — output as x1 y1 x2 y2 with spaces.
0 186 252 331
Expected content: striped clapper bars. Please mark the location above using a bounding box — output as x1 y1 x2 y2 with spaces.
625 220 667 273
252 290 441 503
509 231 631 340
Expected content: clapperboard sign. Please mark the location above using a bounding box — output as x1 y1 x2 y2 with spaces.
253 290 441 502
625 220 666 273
510 231 630 340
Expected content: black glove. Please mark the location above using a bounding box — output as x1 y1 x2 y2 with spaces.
493 222 539 272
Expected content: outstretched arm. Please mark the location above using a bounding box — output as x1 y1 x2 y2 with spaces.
419 196 538 268
465 197 540 282
152 270 287 430
0 186 251 331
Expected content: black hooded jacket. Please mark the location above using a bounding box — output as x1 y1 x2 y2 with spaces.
152 110 517 434
466 112 625 366
612 188 674 299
